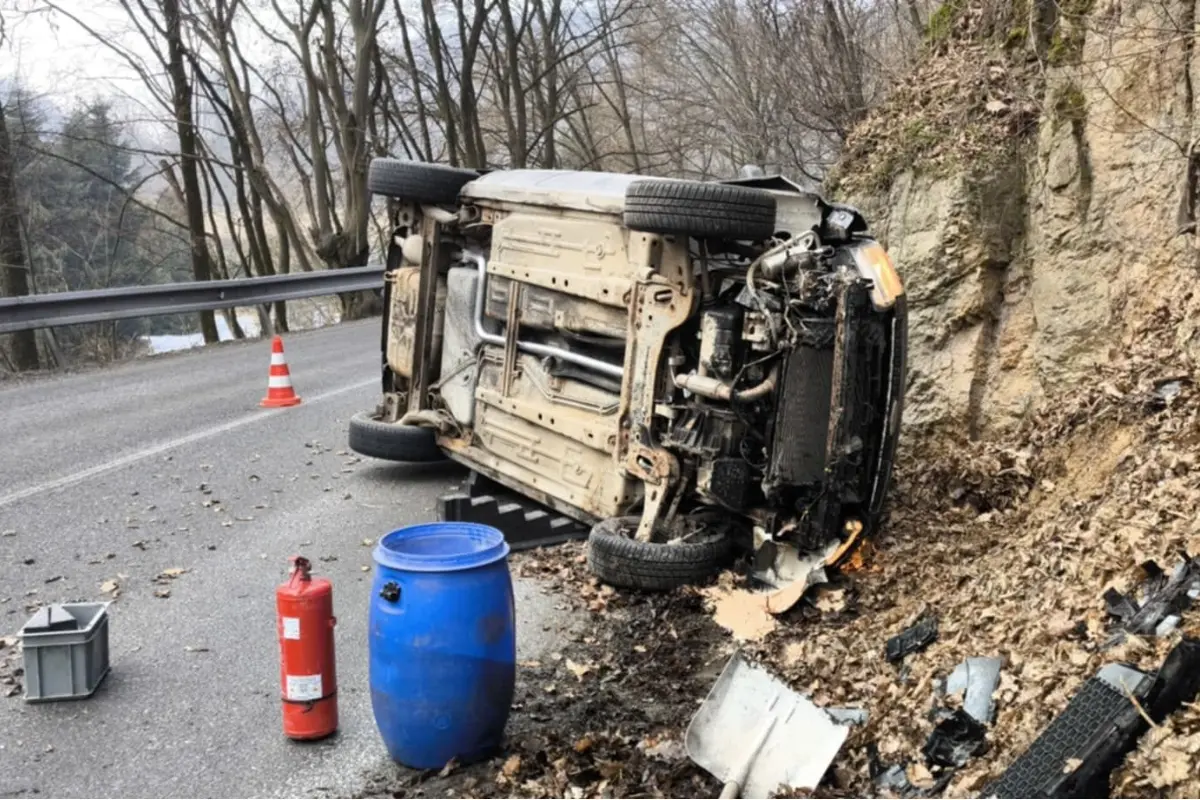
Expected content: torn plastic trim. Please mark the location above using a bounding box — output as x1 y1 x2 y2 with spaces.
944 656 1004 725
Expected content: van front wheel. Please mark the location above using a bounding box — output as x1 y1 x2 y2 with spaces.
586 515 733 592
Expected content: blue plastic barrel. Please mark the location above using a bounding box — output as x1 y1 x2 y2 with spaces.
369 522 516 770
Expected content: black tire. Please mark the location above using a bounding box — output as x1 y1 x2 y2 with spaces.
348 411 446 462
587 515 734 592
623 179 777 241
367 158 478 204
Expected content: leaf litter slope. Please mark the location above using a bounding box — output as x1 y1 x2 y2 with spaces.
363 299 1200 798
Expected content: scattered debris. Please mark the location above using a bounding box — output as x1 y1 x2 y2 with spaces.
886 611 939 663
984 663 1156 798
924 708 988 768
638 737 686 761
943 656 1003 724
906 761 937 790
1149 377 1188 409
814 587 849 614
153 589 171 599
99 579 120 596
1102 557 1199 646
183 645 209 653
700 579 777 642
0 634 22 698
153 567 189 585
874 762 910 793
685 650 849 797
43 575 62 585
565 659 594 682
827 706 869 726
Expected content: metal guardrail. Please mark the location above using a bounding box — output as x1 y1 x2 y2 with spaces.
0 266 384 334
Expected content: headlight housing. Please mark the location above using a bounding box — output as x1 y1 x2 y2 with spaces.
850 241 904 310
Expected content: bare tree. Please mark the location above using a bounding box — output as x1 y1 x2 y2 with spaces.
0 97 39 370
41 0 222 342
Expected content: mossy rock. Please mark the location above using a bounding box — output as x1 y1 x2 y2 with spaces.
927 0 969 43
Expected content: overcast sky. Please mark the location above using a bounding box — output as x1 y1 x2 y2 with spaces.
4 3 154 98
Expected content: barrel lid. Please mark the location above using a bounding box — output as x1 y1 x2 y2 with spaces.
374 522 509 573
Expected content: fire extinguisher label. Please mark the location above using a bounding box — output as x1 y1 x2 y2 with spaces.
286 673 323 701
282 617 301 640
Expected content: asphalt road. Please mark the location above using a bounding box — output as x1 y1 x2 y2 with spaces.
0 321 578 798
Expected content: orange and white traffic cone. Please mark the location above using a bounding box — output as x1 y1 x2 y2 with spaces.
260 335 302 408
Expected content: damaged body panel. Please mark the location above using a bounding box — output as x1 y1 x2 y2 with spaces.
354 161 907 590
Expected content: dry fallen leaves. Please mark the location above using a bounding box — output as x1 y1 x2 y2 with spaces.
814 587 848 613
565 659 594 681
907 762 936 789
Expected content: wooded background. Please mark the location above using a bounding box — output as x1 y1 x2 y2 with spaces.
0 0 932 371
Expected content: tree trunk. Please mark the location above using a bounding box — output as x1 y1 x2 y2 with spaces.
163 0 219 344
0 100 39 371
223 309 246 339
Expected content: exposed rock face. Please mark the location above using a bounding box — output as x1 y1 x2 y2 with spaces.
832 0 1200 439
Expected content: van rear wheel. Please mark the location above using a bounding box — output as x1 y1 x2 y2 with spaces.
586 515 734 592
348 411 446 462
367 158 478 204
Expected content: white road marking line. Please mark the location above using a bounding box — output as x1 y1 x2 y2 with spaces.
0 376 377 509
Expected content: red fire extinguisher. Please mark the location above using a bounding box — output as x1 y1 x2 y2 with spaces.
276 555 338 740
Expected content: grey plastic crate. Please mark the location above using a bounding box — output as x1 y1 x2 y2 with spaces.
17 602 111 702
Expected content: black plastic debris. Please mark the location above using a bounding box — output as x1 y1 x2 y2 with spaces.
1146 637 1200 723
923 709 988 769
983 663 1155 798
1102 587 1138 623
1103 557 1200 647
867 743 915 797
994 640 1200 798
886 612 939 663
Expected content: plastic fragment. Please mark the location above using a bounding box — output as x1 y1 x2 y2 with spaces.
923 709 988 768
944 656 1003 724
827 707 869 726
886 612 939 663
